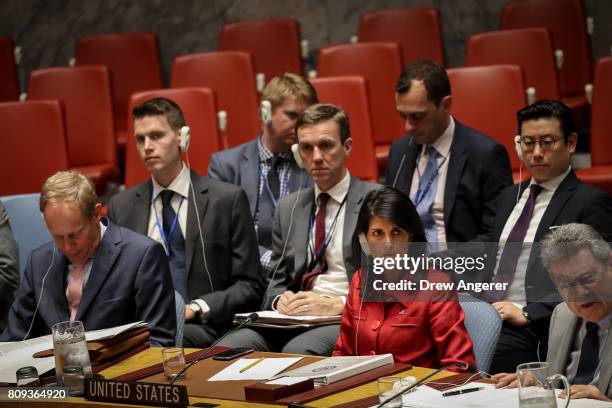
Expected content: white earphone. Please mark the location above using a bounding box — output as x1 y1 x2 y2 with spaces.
291 143 304 169
514 135 525 161
260 100 272 124
179 126 191 153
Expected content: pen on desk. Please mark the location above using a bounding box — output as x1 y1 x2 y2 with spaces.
240 357 265 373
442 386 484 397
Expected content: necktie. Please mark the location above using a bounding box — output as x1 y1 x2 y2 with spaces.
413 146 439 247
66 263 85 321
257 156 282 248
301 193 330 290
574 322 600 384
161 190 188 302
485 184 543 302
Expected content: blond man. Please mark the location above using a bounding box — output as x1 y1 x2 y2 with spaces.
208 73 318 273
1 171 176 345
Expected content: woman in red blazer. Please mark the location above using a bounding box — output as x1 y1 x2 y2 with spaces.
332 187 476 371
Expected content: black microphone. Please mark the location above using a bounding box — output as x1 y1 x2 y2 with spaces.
170 312 259 385
376 361 469 408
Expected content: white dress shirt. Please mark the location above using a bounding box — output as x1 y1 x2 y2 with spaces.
309 171 351 300
409 117 454 246
495 167 571 305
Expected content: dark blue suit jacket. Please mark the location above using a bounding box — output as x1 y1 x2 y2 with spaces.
386 120 513 242
0 219 176 346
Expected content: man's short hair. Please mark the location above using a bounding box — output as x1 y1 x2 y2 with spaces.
262 73 319 110
540 223 609 273
132 97 186 131
295 103 350 143
517 99 575 143
40 171 98 217
395 59 451 106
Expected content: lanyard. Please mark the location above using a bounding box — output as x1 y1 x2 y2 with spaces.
413 150 447 206
152 192 185 256
307 195 347 270
263 168 279 207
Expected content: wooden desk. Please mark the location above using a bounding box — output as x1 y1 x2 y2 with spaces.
1 348 456 407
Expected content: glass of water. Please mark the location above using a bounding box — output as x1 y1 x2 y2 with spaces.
52 320 93 386
378 376 402 408
162 348 186 381
517 362 569 408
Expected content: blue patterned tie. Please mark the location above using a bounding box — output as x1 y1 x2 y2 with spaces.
161 190 188 302
413 146 439 247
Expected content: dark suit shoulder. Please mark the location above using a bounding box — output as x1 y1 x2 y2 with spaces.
202 176 247 199
454 121 506 154
107 220 160 251
108 180 151 205
211 139 257 162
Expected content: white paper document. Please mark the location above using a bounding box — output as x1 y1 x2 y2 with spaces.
0 321 148 384
208 357 303 381
397 383 612 408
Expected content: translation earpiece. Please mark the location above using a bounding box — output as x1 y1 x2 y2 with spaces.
291 143 304 169
179 126 191 153
260 100 272 124
514 135 525 161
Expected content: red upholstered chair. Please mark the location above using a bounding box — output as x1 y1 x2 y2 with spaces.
218 18 303 82
501 0 590 123
27 66 119 193
0 100 69 195
311 76 378 182
171 51 260 149
576 57 612 194
75 32 163 150
466 28 561 103
316 43 404 172
0 37 19 102
358 7 445 66
447 65 530 183
124 87 221 188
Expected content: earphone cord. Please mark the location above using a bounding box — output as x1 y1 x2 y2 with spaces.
23 244 56 341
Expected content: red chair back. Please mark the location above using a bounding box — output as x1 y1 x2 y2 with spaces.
0 101 69 195
590 57 612 167
218 18 303 79
358 7 445 66
171 51 260 148
0 37 19 102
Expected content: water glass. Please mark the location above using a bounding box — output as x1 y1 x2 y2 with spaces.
63 365 85 396
52 320 93 386
378 376 402 408
162 348 186 381
517 362 569 408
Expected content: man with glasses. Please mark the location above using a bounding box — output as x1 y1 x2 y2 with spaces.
493 223 612 401
484 99 612 373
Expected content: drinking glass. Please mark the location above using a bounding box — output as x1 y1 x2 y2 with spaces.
517 362 569 408
162 348 186 381
52 320 92 386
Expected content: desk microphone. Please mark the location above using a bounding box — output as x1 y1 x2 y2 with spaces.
170 312 259 385
376 361 469 408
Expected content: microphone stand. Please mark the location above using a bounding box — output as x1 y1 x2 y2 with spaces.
170 312 259 385
376 361 468 407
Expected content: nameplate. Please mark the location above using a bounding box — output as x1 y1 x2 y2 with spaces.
84 378 189 407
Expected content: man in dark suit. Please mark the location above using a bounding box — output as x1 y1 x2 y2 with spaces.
1 171 175 346
484 100 612 373
107 98 264 348
220 104 379 355
386 60 512 244
494 224 612 402
0 201 19 332
208 73 317 274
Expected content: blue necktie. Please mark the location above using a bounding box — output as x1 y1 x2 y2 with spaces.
161 190 188 302
258 156 282 248
413 146 439 247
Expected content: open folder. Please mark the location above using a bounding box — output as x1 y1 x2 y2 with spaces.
234 311 341 328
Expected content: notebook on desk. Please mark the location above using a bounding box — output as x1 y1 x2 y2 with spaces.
234 311 341 328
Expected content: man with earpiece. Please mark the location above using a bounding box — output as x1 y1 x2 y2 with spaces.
480 99 612 374
107 98 264 348
218 104 379 356
208 74 316 275
1 171 176 345
386 60 513 246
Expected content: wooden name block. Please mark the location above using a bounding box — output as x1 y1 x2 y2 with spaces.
85 378 188 407
244 377 314 402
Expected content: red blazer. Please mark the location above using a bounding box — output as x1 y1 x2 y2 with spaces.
333 269 476 371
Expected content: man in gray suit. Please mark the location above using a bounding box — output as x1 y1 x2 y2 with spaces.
107 98 264 347
0 201 19 332
208 74 317 274
220 104 379 355
494 224 612 402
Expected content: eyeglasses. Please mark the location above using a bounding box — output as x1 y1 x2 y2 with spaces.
519 136 564 151
556 271 599 293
